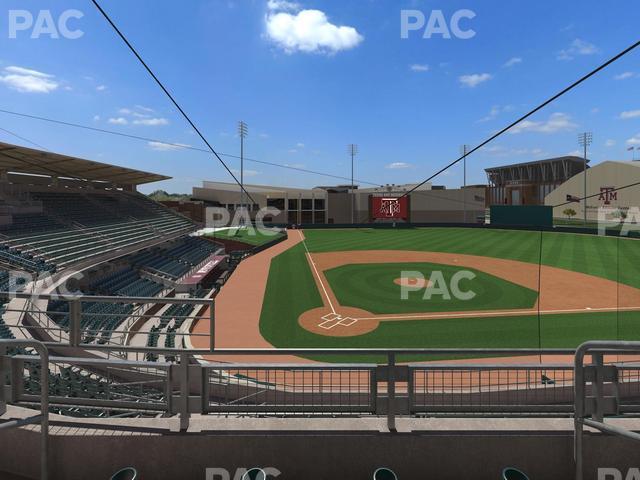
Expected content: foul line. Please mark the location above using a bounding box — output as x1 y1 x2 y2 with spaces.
298 230 336 314
354 305 640 322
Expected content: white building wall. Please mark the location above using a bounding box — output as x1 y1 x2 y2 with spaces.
544 161 640 221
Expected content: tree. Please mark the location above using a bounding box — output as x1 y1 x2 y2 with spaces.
563 208 577 220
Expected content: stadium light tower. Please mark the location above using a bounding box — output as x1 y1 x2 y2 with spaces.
238 121 248 219
460 144 470 223
348 144 358 224
578 132 592 225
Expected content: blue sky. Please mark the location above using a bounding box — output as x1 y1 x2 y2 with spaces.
0 0 639 194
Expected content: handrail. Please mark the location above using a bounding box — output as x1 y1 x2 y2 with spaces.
0 339 49 480
574 340 640 480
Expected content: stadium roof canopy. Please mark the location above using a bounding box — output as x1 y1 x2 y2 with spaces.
485 156 588 187
0 141 170 185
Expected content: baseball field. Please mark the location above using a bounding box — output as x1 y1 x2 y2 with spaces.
254 228 640 359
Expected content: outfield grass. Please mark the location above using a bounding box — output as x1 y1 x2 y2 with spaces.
206 227 285 246
303 228 640 288
258 231 640 360
324 262 538 314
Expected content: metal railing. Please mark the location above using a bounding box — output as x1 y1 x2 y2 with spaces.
0 346 592 429
574 341 640 480
2 291 215 352
4 339 640 480
0 339 49 480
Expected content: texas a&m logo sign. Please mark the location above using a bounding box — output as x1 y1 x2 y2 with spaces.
370 196 409 221
599 187 617 205
379 198 401 217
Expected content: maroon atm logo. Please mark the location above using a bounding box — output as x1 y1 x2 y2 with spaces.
599 187 617 205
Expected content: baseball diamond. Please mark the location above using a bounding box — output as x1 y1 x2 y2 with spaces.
190 226 640 363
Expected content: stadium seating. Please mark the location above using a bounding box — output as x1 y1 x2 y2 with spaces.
131 237 219 280
24 362 164 409
0 304 14 340
46 268 164 343
0 190 196 268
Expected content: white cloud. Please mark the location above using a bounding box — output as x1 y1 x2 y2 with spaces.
458 73 492 88
503 57 522 67
259 133 270 139
627 134 640 146
296 142 305 148
478 105 513 122
265 7 364 55
619 110 640 120
96 85 107 91
615 72 635 80
509 112 577 134
557 39 599 60
115 106 166 126
385 162 412 169
108 117 128 125
147 141 190 151
409 64 429 72
93 115 100 122
231 168 260 177
0 65 59 93
267 0 299 11
481 145 546 157
605 139 616 147
133 117 169 126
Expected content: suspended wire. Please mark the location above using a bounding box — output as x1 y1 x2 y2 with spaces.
90 0 257 204
401 38 640 198
0 125 48 151
0 108 381 187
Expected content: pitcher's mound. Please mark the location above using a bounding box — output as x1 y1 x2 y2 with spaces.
394 277 433 288
298 307 379 337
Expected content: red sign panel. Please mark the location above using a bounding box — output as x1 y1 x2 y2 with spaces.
180 255 226 286
370 196 409 221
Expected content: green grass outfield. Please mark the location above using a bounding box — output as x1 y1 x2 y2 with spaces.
258 228 640 360
206 227 285 246
324 262 538 314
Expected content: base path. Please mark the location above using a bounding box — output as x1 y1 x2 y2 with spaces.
191 232 303 362
299 247 640 336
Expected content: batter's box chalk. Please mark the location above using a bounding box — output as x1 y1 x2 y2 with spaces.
321 312 341 322
318 319 340 329
338 317 357 327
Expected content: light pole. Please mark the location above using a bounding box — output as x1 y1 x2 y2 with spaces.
461 144 470 223
348 144 358 224
238 121 248 223
578 132 592 225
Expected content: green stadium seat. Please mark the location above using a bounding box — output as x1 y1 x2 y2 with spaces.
110 467 137 480
502 467 529 480
373 467 398 480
